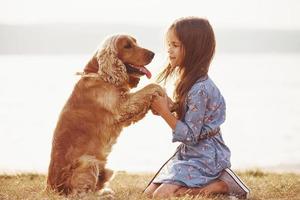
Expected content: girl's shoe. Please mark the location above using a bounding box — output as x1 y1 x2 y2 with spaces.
219 168 250 199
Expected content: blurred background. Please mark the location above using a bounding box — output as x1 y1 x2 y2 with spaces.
0 0 299 173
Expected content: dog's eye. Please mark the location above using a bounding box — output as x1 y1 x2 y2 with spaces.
124 43 132 49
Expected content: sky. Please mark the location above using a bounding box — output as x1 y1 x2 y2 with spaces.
1 0 300 29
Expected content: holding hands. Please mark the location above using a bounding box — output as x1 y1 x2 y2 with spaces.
151 93 174 116
151 91 178 129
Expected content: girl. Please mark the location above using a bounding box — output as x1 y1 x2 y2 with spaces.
144 17 250 199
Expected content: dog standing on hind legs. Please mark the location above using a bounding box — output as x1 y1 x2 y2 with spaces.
46 34 165 197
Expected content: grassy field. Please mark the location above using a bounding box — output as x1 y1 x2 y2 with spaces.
0 169 299 200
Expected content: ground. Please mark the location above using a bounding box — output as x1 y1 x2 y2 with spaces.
0 169 299 200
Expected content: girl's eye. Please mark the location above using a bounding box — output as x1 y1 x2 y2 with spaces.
172 42 180 48
124 43 132 49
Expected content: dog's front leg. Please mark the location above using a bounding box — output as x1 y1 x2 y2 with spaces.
118 84 164 126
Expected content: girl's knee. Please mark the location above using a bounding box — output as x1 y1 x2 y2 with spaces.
143 188 154 198
143 183 160 198
152 184 180 198
152 189 170 198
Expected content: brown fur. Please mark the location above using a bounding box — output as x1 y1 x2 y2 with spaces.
47 35 164 196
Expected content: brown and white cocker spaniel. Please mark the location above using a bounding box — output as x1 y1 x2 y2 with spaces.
47 35 164 196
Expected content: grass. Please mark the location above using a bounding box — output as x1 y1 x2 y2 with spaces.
0 169 299 200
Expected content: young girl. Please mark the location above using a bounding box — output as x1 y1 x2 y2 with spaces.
144 17 250 199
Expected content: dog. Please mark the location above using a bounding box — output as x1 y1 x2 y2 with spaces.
47 34 165 196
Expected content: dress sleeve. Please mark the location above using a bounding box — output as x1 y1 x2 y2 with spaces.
172 85 209 145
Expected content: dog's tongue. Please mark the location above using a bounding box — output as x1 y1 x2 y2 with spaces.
139 66 152 79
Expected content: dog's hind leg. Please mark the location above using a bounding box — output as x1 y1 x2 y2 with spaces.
96 168 115 197
97 168 114 189
69 155 101 195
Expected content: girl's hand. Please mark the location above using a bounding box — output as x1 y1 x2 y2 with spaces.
167 96 175 111
151 95 178 129
151 95 174 115
151 95 170 116
150 107 159 115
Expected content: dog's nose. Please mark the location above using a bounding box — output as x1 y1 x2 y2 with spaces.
149 51 155 59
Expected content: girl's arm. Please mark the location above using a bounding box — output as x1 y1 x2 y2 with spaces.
152 85 213 145
151 95 177 129
170 87 208 145
152 85 224 145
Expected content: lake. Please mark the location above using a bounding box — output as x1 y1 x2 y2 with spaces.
0 53 299 173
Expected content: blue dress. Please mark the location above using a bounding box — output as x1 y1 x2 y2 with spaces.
153 76 231 187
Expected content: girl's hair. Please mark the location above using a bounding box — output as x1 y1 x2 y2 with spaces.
157 17 216 119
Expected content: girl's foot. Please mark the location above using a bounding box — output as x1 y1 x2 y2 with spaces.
219 168 250 199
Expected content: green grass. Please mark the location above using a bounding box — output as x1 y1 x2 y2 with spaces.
0 169 299 200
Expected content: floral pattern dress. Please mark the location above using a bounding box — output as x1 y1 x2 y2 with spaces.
153 76 231 187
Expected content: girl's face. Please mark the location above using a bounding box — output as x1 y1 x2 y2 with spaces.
166 29 184 68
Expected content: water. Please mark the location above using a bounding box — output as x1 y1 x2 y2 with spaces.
0 53 299 173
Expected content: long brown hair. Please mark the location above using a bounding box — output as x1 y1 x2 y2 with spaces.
157 17 216 119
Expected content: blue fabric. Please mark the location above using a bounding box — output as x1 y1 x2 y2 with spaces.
153 76 231 187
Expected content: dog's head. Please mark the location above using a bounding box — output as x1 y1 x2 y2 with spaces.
83 35 154 88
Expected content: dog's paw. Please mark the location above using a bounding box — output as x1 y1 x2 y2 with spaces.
98 188 116 199
146 83 165 96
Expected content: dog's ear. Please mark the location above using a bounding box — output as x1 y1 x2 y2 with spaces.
128 76 140 88
96 48 128 85
84 55 99 73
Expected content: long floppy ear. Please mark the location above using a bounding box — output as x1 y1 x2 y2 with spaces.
96 48 128 85
84 54 99 73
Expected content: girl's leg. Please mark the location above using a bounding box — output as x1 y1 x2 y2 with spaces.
143 183 160 198
152 183 182 198
175 180 228 197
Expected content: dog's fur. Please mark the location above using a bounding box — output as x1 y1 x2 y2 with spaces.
47 35 164 196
